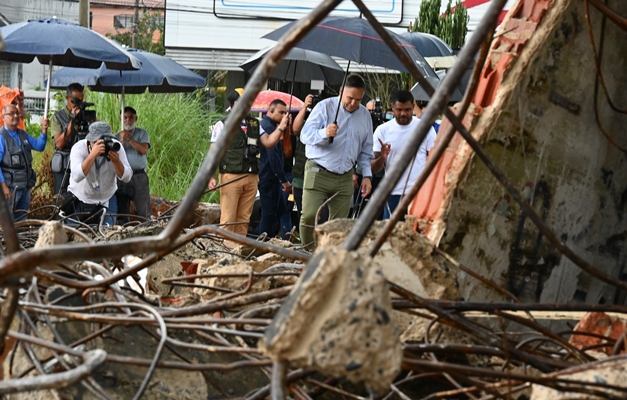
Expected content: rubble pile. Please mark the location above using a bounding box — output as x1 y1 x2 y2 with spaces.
0 217 624 400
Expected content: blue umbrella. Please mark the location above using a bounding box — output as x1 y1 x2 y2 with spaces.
0 17 141 115
50 49 206 94
400 32 456 69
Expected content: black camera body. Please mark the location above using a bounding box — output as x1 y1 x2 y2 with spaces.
71 97 97 139
371 98 385 129
100 136 121 159
244 145 259 161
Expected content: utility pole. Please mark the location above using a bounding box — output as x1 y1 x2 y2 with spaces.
79 0 90 28
132 0 139 48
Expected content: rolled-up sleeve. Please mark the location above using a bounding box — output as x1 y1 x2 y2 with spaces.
117 144 133 183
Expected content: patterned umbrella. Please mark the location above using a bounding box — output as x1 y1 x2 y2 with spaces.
251 90 304 113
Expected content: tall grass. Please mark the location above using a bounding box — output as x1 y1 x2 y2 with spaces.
89 91 221 202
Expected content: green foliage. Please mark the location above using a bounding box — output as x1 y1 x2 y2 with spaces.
107 10 165 55
413 0 469 49
360 71 403 112
89 90 221 202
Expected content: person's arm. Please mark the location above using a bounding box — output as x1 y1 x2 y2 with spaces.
371 132 391 174
259 114 290 149
16 90 26 120
292 95 313 135
109 145 133 182
78 140 104 178
0 138 9 200
300 101 333 146
27 119 48 152
356 112 374 178
120 129 150 155
53 107 79 149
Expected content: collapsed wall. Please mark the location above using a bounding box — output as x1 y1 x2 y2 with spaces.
411 0 627 305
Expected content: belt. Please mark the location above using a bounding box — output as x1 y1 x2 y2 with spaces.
308 161 349 176
132 168 146 174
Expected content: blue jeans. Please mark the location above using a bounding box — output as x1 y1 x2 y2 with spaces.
9 188 31 221
104 195 117 226
258 180 285 238
280 172 293 239
384 195 406 220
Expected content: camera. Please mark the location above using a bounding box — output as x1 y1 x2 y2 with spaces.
100 136 121 159
371 98 385 128
308 93 321 113
244 145 259 160
71 97 97 139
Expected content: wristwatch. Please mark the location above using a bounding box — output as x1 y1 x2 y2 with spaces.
278 127 285 133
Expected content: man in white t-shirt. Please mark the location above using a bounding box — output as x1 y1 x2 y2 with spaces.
371 90 437 219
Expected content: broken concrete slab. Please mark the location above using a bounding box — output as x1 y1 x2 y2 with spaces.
260 249 401 394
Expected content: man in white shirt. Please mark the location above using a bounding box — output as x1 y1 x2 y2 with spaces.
371 90 436 219
67 121 132 222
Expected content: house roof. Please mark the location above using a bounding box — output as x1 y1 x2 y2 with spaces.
90 0 165 9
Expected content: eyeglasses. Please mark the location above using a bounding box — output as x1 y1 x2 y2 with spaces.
2 112 20 117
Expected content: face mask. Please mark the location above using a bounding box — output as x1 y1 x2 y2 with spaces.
385 113 394 120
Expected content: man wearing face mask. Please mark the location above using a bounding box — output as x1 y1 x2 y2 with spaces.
114 107 151 223
372 90 436 220
299 73 374 249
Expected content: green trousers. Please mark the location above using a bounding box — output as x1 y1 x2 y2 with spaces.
299 160 354 249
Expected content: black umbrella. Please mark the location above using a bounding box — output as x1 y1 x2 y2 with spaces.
0 17 141 116
264 16 437 143
263 16 437 77
240 46 345 86
49 48 205 129
411 73 463 103
400 32 456 69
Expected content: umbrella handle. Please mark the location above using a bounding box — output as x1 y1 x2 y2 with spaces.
43 59 52 118
331 60 351 144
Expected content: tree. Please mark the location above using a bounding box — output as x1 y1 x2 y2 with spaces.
107 10 165 55
412 0 469 50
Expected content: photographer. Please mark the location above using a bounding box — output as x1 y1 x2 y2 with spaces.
208 90 260 243
67 122 131 222
50 83 91 195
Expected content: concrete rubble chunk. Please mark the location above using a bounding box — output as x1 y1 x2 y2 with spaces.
260 248 402 394
530 358 627 399
34 221 67 272
315 218 461 341
569 312 627 355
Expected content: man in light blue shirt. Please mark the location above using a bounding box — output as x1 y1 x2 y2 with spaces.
299 74 374 248
0 104 48 220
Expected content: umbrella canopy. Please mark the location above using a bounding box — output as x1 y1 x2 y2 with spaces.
411 74 463 103
400 32 456 69
262 16 437 77
49 48 206 94
251 90 304 113
0 17 141 70
240 46 345 86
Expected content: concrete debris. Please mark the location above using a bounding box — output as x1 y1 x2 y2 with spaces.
260 249 402 394
33 222 68 275
570 312 627 355
531 358 627 399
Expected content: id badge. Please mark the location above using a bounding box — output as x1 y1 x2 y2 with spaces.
92 181 100 191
